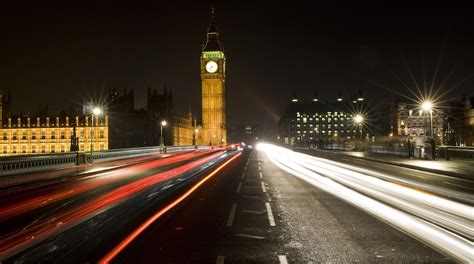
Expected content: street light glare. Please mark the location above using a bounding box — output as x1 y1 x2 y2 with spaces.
161 120 167 127
422 101 433 111
354 114 364 124
93 107 102 116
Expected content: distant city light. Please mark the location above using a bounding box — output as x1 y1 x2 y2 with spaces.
291 98 298 102
161 120 167 127
354 114 364 124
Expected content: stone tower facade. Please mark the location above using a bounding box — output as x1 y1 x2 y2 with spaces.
200 8 227 145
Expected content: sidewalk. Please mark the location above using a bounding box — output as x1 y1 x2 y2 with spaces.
339 151 474 180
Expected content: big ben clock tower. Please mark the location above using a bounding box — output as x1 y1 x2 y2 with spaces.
200 7 226 145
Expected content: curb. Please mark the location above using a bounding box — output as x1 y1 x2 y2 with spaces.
295 148 473 181
349 155 472 181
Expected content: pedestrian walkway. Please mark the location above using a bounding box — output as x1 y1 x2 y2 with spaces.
341 151 474 180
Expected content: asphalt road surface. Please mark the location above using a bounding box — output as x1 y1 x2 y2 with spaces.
114 149 454 263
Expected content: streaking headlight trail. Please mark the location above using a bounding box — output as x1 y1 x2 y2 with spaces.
257 143 473 263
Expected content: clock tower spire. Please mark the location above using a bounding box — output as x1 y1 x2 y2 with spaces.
200 7 226 146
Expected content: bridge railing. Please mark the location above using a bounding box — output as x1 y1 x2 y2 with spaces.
86 145 211 163
367 145 409 158
0 153 78 177
437 146 474 160
0 145 211 177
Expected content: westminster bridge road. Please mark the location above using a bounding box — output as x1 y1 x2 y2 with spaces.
0 144 472 263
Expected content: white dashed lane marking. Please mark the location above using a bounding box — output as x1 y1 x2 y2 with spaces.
226 203 237 227
236 182 242 193
265 202 276 226
261 182 267 193
278 255 288 264
234 234 265 239
259 172 263 179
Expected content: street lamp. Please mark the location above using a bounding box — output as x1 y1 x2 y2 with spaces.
422 101 433 138
193 128 199 145
90 106 102 163
160 120 167 150
354 114 364 139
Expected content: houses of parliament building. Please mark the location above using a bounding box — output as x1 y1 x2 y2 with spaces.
0 8 227 155
0 90 109 155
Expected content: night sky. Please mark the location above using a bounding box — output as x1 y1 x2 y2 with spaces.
2 2 473 135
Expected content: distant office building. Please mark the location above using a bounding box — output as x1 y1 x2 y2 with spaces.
444 95 474 146
230 124 262 144
0 91 108 155
394 100 443 143
278 94 366 146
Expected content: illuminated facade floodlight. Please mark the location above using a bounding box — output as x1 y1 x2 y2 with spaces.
291 98 298 102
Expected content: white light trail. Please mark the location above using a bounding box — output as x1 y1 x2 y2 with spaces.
258 143 473 263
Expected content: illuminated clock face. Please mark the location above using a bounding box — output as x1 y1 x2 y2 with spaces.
205 61 218 73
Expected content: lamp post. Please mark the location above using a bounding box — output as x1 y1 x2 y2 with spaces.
160 120 167 150
422 101 433 138
354 114 364 139
193 128 199 145
90 107 102 163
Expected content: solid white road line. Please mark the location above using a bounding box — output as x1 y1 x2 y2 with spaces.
259 172 263 179
261 182 267 193
278 255 288 264
226 203 237 227
265 202 276 226
216 256 225 264
236 182 242 193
